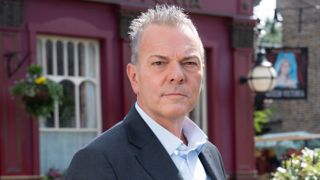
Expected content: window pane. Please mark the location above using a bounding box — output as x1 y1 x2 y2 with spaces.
59 80 75 127
46 40 53 75
37 39 43 66
78 43 85 76
80 81 96 128
67 42 74 76
57 41 64 76
43 113 54 128
40 131 97 174
88 43 96 78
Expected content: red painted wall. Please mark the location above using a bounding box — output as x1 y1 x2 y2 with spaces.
0 29 38 175
1 0 123 176
105 0 249 16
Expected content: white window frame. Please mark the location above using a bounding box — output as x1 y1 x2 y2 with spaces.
37 35 102 134
190 67 208 134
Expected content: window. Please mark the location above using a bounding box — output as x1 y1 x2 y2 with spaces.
189 61 208 134
37 35 101 174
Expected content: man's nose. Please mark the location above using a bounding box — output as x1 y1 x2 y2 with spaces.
169 63 185 84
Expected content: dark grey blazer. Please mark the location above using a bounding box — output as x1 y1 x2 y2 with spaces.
65 106 226 180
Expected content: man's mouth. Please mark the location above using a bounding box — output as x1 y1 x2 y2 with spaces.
162 92 187 97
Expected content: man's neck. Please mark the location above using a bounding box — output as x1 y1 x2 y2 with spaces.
136 102 186 142
152 115 185 141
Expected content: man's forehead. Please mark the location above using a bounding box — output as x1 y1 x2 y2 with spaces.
141 25 200 48
137 24 204 62
142 23 198 38
141 41 201 60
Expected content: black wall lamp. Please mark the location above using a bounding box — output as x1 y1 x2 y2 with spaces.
240 48 277 93
240 48 277 110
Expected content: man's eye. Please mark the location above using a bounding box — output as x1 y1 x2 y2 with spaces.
184 61 198 66
152 61 165 66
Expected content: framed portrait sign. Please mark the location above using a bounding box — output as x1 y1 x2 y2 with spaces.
265 47 308 99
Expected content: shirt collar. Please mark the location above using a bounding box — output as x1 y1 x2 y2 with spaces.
183 116 208 154
135 102 208 155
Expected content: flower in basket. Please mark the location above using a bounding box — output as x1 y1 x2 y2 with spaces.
272 147 320 179
11 64 63 118
44 167 63 180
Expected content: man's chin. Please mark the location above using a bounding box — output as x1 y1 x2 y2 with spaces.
162 107 191 119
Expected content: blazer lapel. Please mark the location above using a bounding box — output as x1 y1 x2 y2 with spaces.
124 106 182 180
199 144 220 180
135 138 183 180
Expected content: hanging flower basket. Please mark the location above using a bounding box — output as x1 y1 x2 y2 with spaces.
11 64 63 118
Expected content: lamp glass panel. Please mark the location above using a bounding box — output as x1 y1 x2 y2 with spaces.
248 65 277 92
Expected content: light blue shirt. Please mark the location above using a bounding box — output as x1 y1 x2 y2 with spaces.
135 103 210 180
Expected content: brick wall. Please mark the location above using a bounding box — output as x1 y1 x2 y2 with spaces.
268 0 320 133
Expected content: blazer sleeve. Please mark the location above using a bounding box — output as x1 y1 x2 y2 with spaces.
65 147 117 180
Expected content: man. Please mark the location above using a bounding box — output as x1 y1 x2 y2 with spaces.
66 5 226 180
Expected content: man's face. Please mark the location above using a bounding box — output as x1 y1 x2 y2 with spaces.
127 24 203 122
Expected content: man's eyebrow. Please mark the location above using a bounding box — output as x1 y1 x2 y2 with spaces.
181 55 201 62
149 54 201 62
149 55 169 60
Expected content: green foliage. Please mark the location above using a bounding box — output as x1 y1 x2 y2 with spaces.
259 18 282 46
254 108 272 135
11 64 63 118
272 148 320 180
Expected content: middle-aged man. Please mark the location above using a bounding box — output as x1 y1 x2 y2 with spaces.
66 4 226 180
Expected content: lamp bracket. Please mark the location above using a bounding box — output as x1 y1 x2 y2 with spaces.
239 76 276 84
4 51 31 79
239 76 248 84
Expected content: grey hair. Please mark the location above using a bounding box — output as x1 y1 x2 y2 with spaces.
128 4 205 64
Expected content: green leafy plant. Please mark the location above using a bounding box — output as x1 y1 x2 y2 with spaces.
12 64 63 117
254 108 272 135
257 18 282 47
272 148 320 179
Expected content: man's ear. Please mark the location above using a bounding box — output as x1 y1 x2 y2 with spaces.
127 63 139 95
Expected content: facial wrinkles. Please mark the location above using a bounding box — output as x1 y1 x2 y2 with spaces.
163 58 202 99
138 25 202 97
138 26 202 62
165 55 201 99
161 85 189 98
142 39 197 57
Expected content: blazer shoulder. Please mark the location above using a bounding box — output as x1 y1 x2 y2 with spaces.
66 140 119 180
85 121 127 152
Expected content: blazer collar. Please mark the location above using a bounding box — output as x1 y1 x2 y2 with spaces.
199 144 220 180
123 106 183 180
